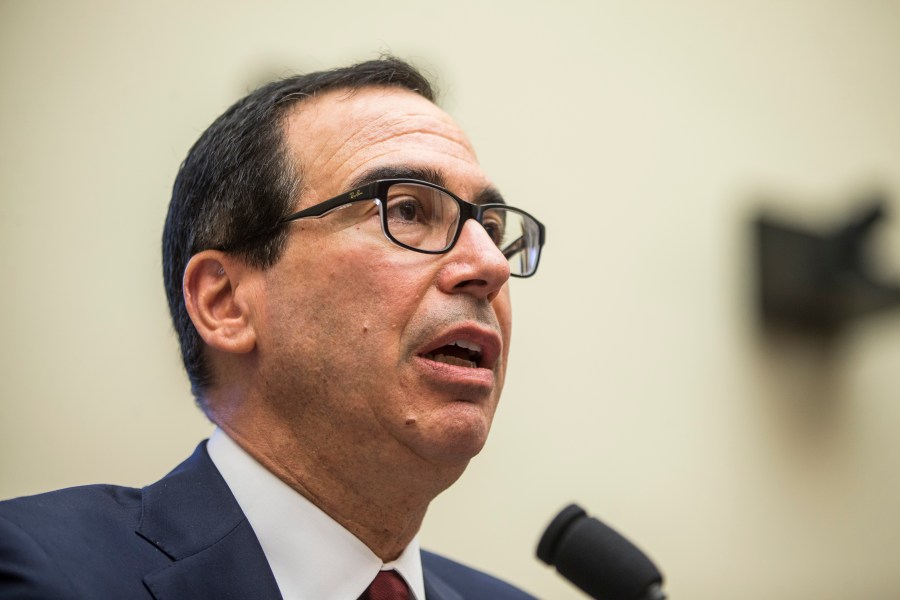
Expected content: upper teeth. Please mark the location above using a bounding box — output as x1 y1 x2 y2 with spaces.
452 340 482 353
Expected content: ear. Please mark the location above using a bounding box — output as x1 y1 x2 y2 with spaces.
183 250 259 355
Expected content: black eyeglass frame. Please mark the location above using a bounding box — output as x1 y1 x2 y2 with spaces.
277 178 546 277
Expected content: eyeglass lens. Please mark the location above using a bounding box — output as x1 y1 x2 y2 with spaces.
383 182 540 276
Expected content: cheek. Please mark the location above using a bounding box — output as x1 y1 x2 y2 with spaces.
316 248 432 348
265 224 448 369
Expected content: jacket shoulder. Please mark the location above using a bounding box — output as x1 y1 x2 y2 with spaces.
0 483 143 543
422 550 539 600
0 484 163 598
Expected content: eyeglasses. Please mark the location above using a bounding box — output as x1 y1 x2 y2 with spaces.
278 178 546 277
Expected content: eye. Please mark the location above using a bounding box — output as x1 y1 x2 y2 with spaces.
481 213 506 246
386 196 427 224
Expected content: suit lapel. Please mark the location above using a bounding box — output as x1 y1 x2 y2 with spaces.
422 565 465 600
136 442 282 600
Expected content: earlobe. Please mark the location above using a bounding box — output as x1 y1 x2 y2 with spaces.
183 250 258 354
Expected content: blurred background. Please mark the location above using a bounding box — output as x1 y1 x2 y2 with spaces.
2 1 900 598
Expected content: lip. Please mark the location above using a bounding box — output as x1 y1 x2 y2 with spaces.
413 323 503 390
416 323 502 370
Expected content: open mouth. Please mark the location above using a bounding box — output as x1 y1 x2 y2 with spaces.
422 339 484 369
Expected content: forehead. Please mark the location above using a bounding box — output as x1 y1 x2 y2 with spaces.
282 86 488 202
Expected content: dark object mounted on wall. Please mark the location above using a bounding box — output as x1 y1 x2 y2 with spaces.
755 195 900 335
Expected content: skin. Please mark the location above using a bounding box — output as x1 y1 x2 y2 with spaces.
183 86 512 561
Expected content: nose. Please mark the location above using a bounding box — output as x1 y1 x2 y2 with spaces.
437 219 511 301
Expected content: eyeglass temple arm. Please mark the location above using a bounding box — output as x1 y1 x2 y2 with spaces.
279 182 380 224
501 236 526 260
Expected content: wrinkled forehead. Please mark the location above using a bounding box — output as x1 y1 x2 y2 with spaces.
281 86 487 203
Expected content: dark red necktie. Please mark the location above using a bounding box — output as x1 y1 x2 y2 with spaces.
358 570 410 600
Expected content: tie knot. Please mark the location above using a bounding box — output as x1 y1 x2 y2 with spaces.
359 570 410 600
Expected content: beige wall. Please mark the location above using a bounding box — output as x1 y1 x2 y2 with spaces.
3 1 900 598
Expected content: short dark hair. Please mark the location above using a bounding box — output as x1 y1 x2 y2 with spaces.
162 57 436 409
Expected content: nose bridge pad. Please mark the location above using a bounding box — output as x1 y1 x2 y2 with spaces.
471 207 488 238
473 214 491 238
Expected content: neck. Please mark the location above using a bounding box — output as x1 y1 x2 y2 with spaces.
217 416 465 561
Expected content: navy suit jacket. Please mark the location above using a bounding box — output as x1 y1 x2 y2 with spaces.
0 442 536 599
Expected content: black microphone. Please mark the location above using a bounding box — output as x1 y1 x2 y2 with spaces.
537 504 666 600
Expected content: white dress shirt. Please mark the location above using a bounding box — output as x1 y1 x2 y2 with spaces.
207 428 425 600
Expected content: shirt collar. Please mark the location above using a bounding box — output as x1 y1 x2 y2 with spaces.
207 428 425 600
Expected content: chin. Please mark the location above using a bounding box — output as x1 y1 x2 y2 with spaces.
418 404 494 467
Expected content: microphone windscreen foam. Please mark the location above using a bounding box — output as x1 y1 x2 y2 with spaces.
537 504 664 600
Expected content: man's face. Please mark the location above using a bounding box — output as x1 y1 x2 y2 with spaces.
251 87 512 473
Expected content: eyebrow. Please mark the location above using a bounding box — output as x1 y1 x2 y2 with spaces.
347 165 506 206
347 165 446 191
474 186 506 206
